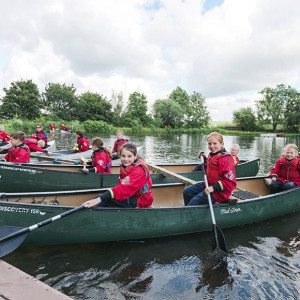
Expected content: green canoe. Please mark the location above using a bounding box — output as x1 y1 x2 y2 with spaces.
0 176 299 246
0 158 260 193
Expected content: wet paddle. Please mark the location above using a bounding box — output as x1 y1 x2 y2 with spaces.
0 205 85 258
200 156 228 257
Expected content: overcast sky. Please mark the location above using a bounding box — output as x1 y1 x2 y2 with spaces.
1 0 300 121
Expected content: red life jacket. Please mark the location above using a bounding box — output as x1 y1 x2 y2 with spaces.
206 152 236 202
113 139 128 153
276 157 300 184
33 130 48 145
23 138 45 153
77 136 89 152
4 144 30 163
113 159 153 208
0 131 10 144
91 148 112 173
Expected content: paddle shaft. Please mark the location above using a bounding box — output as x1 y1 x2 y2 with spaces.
200 156 223 252
0 205 85 244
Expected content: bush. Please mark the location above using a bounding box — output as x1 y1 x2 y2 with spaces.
83 120 113 133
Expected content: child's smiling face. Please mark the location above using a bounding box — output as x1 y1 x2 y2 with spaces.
208 137 224 154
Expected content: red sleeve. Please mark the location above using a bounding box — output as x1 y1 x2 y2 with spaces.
112 166 147 201
269 159 280 178
218 155 236 192
27 143 45 153
4 132 10 142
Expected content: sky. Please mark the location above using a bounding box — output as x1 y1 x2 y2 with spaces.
0 0 300 121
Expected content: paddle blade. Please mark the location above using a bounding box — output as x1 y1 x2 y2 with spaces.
211 225 227 257
0 226 28 258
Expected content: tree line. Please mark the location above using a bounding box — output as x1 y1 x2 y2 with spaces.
0 80 299 133
0 80 210 130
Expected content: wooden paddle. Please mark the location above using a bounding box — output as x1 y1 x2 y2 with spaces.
145 162 196 186
30 153 83 164
0 205 85 258
200 156 227 257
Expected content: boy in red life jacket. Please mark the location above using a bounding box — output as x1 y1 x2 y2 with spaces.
32 124 48 147
78 137 112 174
23 138 52 155
49 123 56 131
183 132 236 206
230 144 240 166
83 143 153 208
0 124 10 146
112 130 129 160
269 144 300 194
0 131 30 163
73 130 89 153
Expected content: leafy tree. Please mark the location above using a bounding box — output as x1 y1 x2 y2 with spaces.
125 92 150 126
110 91 124 126
42 83 77 121
0 80 41 119
233 107 257 131
153 99 184 128
185 92 210 128
168 86 191 118
256 84 300 132
281 86 300 133
76 92 113 123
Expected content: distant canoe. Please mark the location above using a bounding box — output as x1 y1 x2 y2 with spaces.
61 130 71 134
0 176 299 246
0 158 260 193
260 134 277 138
0 140 56 157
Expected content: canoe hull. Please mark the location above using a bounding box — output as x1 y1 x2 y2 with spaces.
0 178 299 246
0 158 260 193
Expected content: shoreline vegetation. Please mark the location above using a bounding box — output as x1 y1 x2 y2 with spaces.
1 118 299 138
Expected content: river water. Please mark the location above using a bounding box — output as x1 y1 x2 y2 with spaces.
3 133 300 299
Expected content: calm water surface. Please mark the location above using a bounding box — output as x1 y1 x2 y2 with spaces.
4 133 300 299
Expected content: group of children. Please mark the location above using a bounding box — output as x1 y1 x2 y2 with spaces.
1 123 299 209
0 124 51 163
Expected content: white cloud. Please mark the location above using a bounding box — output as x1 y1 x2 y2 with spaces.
0 0 300 121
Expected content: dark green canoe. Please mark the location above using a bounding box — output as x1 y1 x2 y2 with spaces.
0 158 260 193
0 176 299 246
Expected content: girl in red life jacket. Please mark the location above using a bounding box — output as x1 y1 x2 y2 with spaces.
269 144 300 194
78 138 112 174
183 132 237 206
0 131 30 163
32 124 48 147
230 144 240 166
83 143 153 208
72 130 89 153
112 130 129 160
0 124 10 146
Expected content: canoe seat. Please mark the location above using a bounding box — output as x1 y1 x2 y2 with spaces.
231 190 259 200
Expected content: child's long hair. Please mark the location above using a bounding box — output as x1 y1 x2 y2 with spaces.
92 138 112 158
120 143 137 156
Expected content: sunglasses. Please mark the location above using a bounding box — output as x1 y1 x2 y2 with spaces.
36 126 41 128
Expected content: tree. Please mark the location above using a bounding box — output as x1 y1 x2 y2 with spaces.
76 92 113 123
42 83 77 121
233 107 256 131
0 80 41 119
282 86 300 133
185 92 210 128
168 86 191 118
125 92 150 126
153 99 184 128
110 91 124 126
